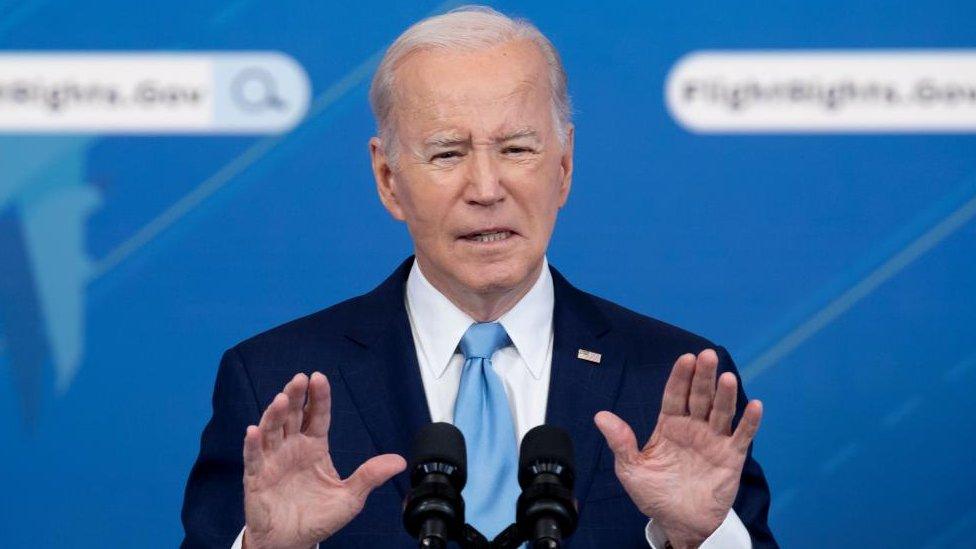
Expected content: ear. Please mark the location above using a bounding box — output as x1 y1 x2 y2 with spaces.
369 136 406 221
557 124 574 208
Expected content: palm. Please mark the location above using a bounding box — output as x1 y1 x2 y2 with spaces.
620 413 746 536
242 373 406 549
246 435 352 545
595 350 762 547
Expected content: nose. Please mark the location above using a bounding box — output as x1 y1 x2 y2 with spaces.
463 149 505 206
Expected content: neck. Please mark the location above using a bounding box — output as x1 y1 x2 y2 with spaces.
416 256 544 322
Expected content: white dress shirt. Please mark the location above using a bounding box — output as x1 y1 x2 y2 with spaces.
231 257 750 548
405 255 554 441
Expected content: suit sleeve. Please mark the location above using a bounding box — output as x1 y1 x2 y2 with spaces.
716 346 778 549
181 346 262 549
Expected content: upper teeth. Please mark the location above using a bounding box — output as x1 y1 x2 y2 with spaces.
471 231 511 242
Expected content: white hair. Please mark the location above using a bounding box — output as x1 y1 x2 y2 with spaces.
368 5 572 163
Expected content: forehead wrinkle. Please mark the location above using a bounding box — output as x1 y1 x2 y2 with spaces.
404 68 541 115
395 56 553 148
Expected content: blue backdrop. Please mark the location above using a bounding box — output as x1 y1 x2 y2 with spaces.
2 1 975 547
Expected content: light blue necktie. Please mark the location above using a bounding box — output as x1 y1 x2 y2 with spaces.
454 322 520 541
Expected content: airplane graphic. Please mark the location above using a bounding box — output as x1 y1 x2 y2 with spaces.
0 136 100 427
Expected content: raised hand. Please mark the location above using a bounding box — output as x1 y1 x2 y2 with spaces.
594 350 762 549
242 372 406 549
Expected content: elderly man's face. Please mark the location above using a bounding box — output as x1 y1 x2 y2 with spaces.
371 39 573 304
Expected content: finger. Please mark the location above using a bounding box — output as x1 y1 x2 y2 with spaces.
345 453 407 499
689 349 718 419
731 400 764 453
708 372 738 435
259 393 289 451
661 353 696 415
302 372 332 440
282 373 309 437
594 411 639 464
243 425 264 477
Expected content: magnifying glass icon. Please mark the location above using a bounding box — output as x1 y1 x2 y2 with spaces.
231 67 287 111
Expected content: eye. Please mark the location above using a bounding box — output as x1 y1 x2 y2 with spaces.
503 146 533 155
431 150 463 161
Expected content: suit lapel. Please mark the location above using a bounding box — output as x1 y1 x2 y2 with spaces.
545 267 626 505
338 257 430 498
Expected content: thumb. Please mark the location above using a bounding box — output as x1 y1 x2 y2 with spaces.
594 411 639 464
346 453 407 499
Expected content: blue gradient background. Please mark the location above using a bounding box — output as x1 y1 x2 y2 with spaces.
1 1 975 547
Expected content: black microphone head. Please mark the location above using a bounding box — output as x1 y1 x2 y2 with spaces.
409 422 467 489
518 425 575 489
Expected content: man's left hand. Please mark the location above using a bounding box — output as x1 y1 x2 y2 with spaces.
594 349 763 549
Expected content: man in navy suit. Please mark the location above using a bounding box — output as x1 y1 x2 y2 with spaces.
182 6 775 548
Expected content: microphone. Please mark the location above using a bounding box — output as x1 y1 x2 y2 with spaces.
403 422 467 549
515 425 579 549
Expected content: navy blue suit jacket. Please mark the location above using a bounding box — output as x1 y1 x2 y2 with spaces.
181 257 777 547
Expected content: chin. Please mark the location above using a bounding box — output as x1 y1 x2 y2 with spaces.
457 257 536 294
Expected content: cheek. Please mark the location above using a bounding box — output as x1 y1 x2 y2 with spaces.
398 179 458 238
515 166 565 224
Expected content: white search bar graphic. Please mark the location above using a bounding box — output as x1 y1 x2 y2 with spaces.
665 50 976 133
0 52 311 134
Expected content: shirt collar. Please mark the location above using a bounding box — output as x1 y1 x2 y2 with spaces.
405 256 554 380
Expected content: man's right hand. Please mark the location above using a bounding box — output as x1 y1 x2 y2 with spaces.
241 372 406 549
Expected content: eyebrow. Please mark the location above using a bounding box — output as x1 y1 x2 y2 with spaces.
424 133 468 148
498 128 538 142
423 128 540 148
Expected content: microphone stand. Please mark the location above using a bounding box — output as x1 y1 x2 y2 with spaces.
447 522 535 549
488 522 566 549
488 523 524 549
457 523 490 549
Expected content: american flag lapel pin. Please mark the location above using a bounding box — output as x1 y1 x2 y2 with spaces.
577 349 602 364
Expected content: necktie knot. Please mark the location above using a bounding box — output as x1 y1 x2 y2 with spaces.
459 322 511 360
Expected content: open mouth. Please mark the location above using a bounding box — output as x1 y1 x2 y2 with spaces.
460 229 515 243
